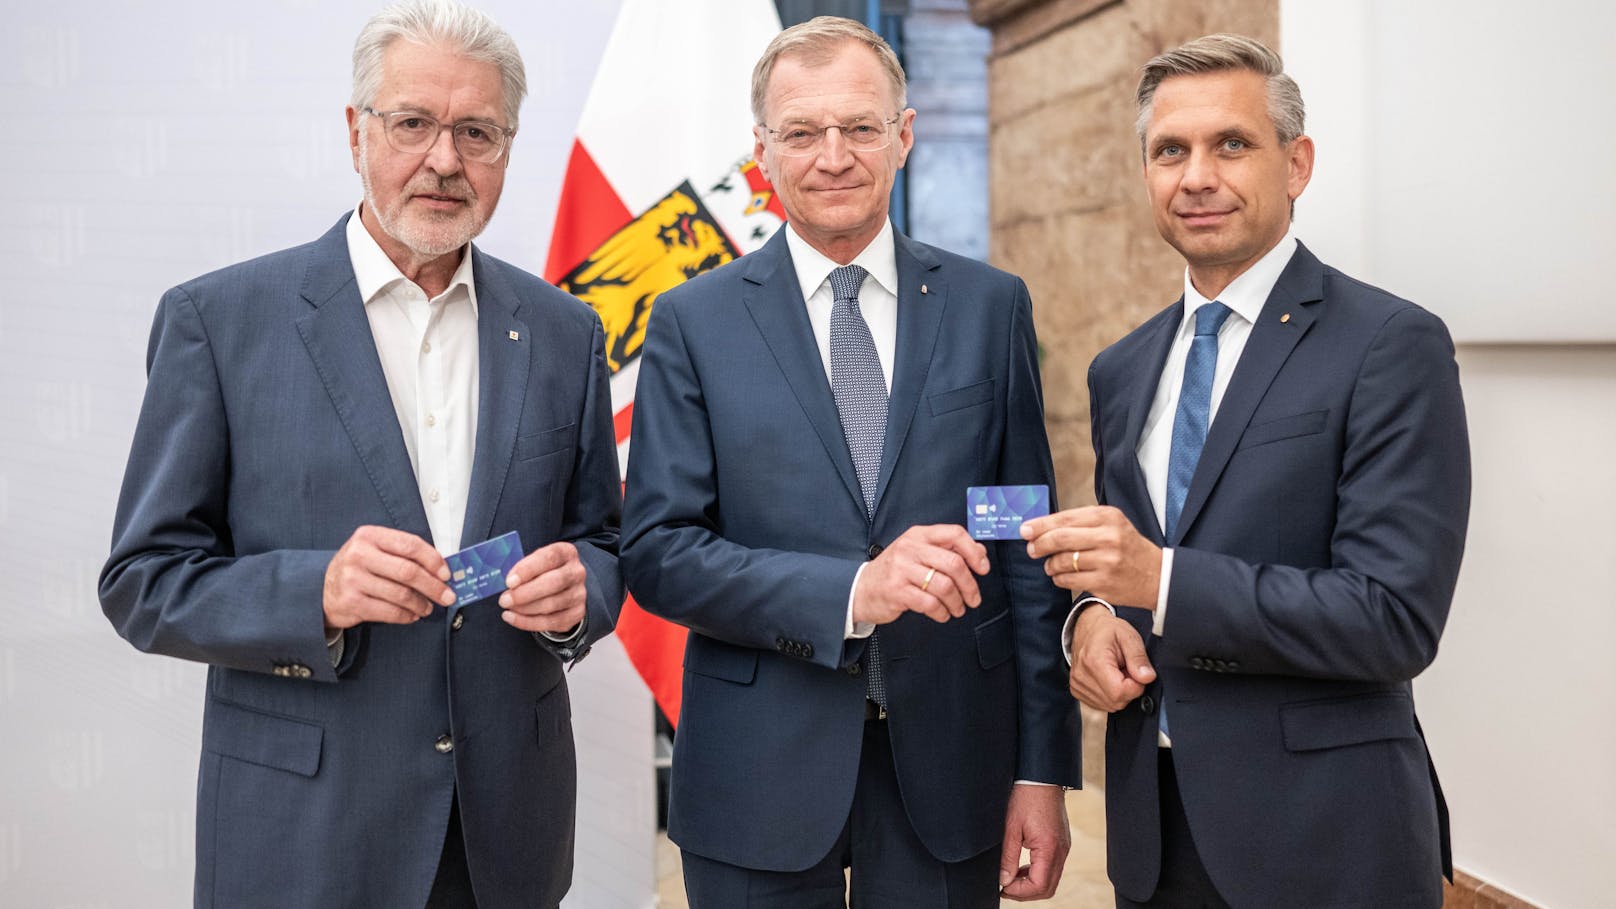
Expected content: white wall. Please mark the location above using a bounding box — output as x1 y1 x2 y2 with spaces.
0 2 658 907
1284 3 1616 906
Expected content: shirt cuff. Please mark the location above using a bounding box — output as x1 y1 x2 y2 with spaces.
540 615 587 644
1153 548 1173 637
1013 780 1059 787
325 628 344 667
1061 596 1116 665
845 563 875 640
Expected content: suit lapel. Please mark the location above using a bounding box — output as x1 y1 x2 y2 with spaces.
1118 304 1183 543
740 231 865 512
872 232 944 513
1171 245 1324 544
460 249 531 547
294 215 432 538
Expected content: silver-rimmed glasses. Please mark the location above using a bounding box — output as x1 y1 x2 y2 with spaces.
362 107 514 164
761 115 901 157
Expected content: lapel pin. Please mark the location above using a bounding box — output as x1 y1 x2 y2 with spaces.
508 330 520 341
921 284 928 295
1279 313 1291 324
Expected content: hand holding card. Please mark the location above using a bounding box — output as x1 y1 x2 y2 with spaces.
498 540 590 635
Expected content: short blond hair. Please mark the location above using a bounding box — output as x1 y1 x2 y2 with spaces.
1135 33 1304 151
750 16 906 124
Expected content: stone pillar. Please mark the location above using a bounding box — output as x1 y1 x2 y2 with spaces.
966 0 1276 786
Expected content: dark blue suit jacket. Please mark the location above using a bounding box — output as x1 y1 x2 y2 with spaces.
99 215 623 909
1090 243 1469 909
621 227 1082 872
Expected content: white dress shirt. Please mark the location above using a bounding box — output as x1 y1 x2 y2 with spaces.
347 207 481 556
1140 232 1296 635
783 221 899 641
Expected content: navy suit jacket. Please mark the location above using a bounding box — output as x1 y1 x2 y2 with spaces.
621 227 1082 872
100 215 623 909
1090 243 1469 909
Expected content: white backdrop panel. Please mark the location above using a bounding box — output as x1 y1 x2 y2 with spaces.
1283 0 1616 342
0 2 656 907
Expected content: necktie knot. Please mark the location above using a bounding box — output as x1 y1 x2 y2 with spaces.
829 264 869 304
1194 301 1232 337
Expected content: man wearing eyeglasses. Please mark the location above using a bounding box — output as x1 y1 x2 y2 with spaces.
98 2 621 906
622 16 1079 908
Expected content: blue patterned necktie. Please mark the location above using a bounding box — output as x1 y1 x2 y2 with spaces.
828 264 888 708
1159 300 1232 738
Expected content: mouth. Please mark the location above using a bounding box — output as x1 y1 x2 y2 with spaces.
412 192 468 210
1176 209 1233 228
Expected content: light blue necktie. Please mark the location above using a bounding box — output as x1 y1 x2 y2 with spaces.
828 264 888 708
1159 300 1232 737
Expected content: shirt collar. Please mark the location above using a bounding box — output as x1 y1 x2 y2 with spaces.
1181 230 1297 329
783 218 899 304
345 204 477 307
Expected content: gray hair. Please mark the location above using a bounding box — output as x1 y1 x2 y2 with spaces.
352 0 527 129
750 16 906 124
1135 33 1304 151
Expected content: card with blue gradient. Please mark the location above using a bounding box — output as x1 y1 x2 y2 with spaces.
445 531 523 604
967 485 1050 541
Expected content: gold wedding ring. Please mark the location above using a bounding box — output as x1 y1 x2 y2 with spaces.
921 567 937 592
1071 550 1081 572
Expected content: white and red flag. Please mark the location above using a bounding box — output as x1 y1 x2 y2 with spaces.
545 0 785 726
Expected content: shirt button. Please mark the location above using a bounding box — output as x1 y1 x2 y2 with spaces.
451 612 465 631
866 544 883 560
421 341 432 354
426 413 437 427
429 489 441 503
434 735 454 754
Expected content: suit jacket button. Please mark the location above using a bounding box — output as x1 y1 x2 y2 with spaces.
1213 659 1228 672
1189 657 1205 670
1227 660 1240 671
866 544 883 560
292 664 312 679
801 643 814 659
775 637 787 652
847 663 861 676
1139 695 1156 714
434 735 454 754
451 612 465 631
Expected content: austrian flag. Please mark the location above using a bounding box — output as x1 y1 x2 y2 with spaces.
544 0 785 726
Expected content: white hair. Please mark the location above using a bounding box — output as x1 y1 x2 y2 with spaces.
351 0 527 128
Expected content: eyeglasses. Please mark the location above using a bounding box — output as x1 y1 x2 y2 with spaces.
362 107 514 164
761 115 901 157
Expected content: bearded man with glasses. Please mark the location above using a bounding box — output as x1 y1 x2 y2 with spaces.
622 15 1080 908
99 2 622 906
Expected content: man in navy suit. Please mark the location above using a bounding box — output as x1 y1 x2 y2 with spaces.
621 16 1081 909
98 2 621 906
1020 34 1470 909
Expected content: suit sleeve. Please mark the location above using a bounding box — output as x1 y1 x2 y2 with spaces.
621 295 861 670
1000 280 1083 787
98 288 339 681
545 315 624 661
1160 306 1471 681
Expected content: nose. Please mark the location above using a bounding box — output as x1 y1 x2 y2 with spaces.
422 126 463 175
1180 148 1218 194
815 126 854 172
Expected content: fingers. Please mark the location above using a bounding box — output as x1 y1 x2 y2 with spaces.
324 527 451 630
500 542 588 634
1118 626 1157 685
506 541 578 588
1018 504 1116 540
1070 618 1151 712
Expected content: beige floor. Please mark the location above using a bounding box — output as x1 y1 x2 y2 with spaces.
655 785 1113 908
